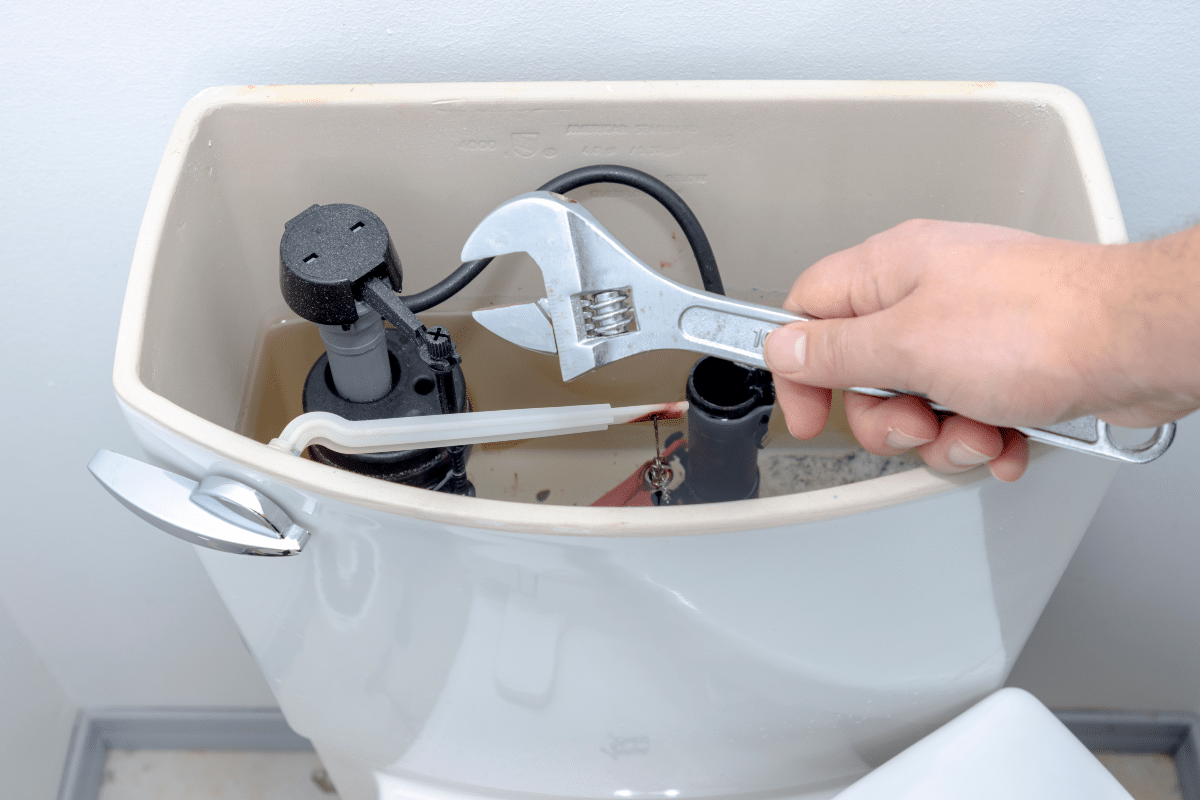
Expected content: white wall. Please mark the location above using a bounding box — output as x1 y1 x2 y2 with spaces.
1008 427 1200 712
0 599 76 800
1 0 1198 726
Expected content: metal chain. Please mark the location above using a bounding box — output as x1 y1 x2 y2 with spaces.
644 416 672 505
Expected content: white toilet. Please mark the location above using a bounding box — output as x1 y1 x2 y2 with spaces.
94 81 1132 799
833 688 1134 800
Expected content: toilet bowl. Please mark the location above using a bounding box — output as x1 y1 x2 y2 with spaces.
833 689 1134 800
102 81 1128 800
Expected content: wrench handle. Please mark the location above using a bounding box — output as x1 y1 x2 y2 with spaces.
677 303 1174 464
845 387 1175 464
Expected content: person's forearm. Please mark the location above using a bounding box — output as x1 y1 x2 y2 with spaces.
1101 224 1200 427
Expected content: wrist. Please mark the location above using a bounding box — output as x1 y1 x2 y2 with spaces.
1099 226 1200 422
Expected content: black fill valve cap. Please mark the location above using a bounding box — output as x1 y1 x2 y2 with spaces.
280 204 404 326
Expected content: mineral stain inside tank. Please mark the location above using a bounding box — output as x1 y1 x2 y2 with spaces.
238 313 921 506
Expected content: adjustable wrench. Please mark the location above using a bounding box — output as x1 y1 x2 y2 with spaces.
464 191 1174 464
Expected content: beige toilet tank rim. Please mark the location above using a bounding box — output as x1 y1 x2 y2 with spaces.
112 80 1127 537
115 390 990 537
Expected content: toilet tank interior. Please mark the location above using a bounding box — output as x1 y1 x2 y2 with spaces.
133 83 1111 448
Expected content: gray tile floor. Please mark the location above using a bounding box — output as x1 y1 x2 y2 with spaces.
1096 753 1184 800
97 750 337 800
94 750 1186 800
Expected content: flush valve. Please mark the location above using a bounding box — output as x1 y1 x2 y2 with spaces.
279 203 473 494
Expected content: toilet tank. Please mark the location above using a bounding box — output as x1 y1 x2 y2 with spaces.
112 82 1123 800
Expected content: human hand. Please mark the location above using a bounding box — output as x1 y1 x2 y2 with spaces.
764 219 1200 481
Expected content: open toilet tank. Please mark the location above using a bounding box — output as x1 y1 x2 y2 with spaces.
112 82 1124 800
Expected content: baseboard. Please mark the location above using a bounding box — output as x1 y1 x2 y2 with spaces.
56 706 1200 800
1056 709 1200 800
55 708 312 800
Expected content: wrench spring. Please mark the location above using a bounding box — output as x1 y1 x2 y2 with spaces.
580 288 637 338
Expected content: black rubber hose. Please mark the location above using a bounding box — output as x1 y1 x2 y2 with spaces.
399 164 724 311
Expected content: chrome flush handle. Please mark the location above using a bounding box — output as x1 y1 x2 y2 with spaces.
88 450 309 556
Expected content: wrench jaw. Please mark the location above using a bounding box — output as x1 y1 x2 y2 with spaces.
465 191 806 380
462 192 590 379
555 320 602 382
470 300 560 356
566 321 650 380
463 191 682 382
460 192 580 273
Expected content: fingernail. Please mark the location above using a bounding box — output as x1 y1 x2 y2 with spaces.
765 328 806 372
947 441 992 467
886 428 934 450
988 462 1019 482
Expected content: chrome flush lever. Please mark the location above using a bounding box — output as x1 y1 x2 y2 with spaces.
88 450 309 556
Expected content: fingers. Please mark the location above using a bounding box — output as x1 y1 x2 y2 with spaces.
772 377 832 440
843 391 1029 480
988 429 1030 482
915 414 1004 474
765 315 918 394
842 392 938 454
766 217 1048 480
778 381 1032 480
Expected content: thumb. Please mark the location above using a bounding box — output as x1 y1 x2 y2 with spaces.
764 314 914 392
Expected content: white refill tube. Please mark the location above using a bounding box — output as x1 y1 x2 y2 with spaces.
269 402 689 456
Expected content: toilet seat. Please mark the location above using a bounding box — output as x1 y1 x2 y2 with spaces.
833 689 1133 800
